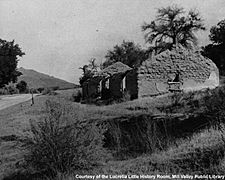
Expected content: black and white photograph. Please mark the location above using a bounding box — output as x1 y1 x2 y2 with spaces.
0 0 225 179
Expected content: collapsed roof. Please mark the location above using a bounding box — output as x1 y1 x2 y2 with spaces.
95 62 132 77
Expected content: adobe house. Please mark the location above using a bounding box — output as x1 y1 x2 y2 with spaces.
82 62 132 100
82 47 219 101
134 47 219 97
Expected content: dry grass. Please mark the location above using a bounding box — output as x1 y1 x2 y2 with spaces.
44 127 225 180
19 100 109 178
100 127 224 174
0 93 162 178
1 86 225 179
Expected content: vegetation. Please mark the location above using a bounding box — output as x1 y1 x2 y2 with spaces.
202 19 225 75
142 5 206 54
209 19 225 44
16 80 28 93
41 87 58 95
21 100 109 177
103 40 148 68
2 86 225 179
0 39 25 88
79 58 98 86
2 4 225 180
71 89 82 102
4 83 19 94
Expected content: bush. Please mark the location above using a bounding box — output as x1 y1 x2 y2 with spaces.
0 87 7 95
16 80 28 93
71 90 82 102
30 88 39 94
22 100 109 177
5 83 19 94
41 88 52 95
202 87 225 127
37 87 44 93
42 87 59 95
41 88 58 95
52 86 59 91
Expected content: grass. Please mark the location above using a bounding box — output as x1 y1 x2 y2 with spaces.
0 95 107 179
20 100 109 177
1 86 225 179
43 126 225 180
103 127 225 174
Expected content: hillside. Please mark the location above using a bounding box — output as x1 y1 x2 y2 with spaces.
17 67 78 90
1 87 225 179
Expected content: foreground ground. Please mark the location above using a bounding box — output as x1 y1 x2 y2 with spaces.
1 88 225 179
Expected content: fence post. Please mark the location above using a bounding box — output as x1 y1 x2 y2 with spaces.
31 89 34 105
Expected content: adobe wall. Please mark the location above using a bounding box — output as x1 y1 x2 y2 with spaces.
82 82 88 99
109 74 124 98
82 80 99 98
138 48 219 97
126 69 138 99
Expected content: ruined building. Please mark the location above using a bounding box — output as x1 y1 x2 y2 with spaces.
82 62 132 99
82 48 219 100
136 48 219 97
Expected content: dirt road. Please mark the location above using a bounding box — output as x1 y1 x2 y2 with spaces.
0 94 38 111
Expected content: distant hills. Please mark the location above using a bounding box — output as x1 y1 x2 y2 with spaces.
17 67 79 90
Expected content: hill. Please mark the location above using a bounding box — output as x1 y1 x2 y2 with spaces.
17 67 78 90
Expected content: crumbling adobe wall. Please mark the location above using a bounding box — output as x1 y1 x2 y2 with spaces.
138 48 219 97
82 82 88 99
126 69 138 99
82 80 99 98
109 74 124 98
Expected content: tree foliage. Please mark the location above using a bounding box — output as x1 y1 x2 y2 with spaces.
0 39 25 87
103 40 148 68
202 19 225 75
209 19 225 45
16 80 28 93
142 5 206 53
79 58 98 85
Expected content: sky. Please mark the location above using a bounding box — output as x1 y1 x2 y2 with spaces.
0 0 224 84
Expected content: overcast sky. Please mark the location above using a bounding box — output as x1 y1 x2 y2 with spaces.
0 0 224 83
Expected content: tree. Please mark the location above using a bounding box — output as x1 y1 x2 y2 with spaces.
16 80 28 93
202 19 225 75
103 40 148 68
0 39 25 87
87 58 98 73
79 58 99 85
209 19 225 45
142 5 206 53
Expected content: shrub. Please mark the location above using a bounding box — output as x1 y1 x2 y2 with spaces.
5 83 19 94
37 87 44 93
0 87 7 95
16 80 28 93
41 88 58 95
71 90 82 102
52 86 59 91
22 100 109 177
41 88 52 95
30 88 39 94
202 87 225 127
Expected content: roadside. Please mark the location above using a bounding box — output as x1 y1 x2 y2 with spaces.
0 93 39 111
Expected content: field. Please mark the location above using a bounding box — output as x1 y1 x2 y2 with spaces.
1 87 225 179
